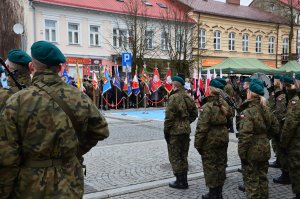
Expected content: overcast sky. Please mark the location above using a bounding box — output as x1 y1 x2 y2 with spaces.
214 0 253 6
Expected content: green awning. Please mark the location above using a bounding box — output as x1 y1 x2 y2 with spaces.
205 58 276 75
277 60 300 74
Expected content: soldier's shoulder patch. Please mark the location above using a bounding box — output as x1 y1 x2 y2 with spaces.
291 100 297 105
199 108 204 113
240 114 245 119
278 97 282 101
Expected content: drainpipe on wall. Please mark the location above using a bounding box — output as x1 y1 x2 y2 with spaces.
29 0 36 42
276 24 279 68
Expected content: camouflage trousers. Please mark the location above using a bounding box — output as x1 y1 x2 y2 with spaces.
167 135 190 174
278 147 289 172
243 161 269 199
288 153 300 194
201 146 228 188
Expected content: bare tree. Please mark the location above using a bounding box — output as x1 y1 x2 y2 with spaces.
0 0 23 58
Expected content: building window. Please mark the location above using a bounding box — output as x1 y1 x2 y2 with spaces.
228 32 235 51
45 19 57 42
297 30 300 55
268 36 275 54
113 28 128 48
214 31 221 50
242 34 249 52
90 25 101 46
199 29 206 49
161 31 168 50
256 35 262 53
283 37 289 55
175 31 183 52
68 23 79 44
145 30 153 49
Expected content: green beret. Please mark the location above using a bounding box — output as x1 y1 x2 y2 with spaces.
244 77 251 83
215 78 226 86
283 76 295 85
8 49 32 67
210 79 225 90
171 76 185 85
0 66 4 73
249 78 264 96
274 74 283 81
295 73 300 81
31 41 66 66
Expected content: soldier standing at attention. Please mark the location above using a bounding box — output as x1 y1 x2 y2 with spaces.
194 79 233 199
0 41 109 198
164 76 198 189
280 74 300 199
238 78 279 199
0 49 32 111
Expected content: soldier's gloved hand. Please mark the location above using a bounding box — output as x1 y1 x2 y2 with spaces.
164 133 170 144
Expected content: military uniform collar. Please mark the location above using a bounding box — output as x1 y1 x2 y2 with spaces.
240 98 260 111
32 70 62 84
7 72 31 88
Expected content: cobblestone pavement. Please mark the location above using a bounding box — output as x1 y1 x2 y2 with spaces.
83 110 290 199
112 168 294 199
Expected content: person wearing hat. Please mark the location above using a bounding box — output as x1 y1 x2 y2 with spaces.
240 77 251 102
164 75 198 189
281 73 300 199
238 78 279 199
0 41 109 198
0 49 32 111
194 79 233 199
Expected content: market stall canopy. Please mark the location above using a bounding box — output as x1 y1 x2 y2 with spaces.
277 60 300 74
205 58 276 75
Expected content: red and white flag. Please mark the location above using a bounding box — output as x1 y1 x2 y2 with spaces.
204 69 211 96
164 67 172 94
193 68 197 92
151 67 162 93
92 70 99 89
132 70 139 90
213 68 217 79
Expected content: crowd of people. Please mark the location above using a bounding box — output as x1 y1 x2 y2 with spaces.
0 40 299 199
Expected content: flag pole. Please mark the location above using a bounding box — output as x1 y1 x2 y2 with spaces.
106 92 108 110
115 87 118 110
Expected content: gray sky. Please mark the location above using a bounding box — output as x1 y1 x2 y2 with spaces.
214 0 253 6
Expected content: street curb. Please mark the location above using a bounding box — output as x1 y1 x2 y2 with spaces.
83 165 241 199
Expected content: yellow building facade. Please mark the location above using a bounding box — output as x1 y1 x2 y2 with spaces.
191 11 298 69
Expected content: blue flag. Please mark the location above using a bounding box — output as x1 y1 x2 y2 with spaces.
113 66 121 90
102 68 112 95
61 68 71 84
127 76 132 96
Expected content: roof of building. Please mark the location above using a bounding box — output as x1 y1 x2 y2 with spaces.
179 0 288 24
32 0 195 22
280 0 300 10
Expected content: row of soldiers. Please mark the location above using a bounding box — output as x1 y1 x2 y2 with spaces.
164 73 300 199
0 42 109 198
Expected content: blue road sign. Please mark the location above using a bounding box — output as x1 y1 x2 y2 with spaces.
122 52 132 72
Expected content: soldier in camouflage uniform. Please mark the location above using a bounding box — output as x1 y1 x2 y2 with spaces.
164 76 198 189
0 49 32 111
281 74 300 199
238 78 279 199
0 41 109 198
0 66 4 88
195 79 233 199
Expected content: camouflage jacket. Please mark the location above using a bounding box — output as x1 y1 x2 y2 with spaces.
0 73 31 111
281 95 300 152
194 95 233 150
273 90 286 124
0 70 109 198
238 98 279 162
164 87 198 136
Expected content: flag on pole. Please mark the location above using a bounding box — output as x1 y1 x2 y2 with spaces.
150 67 162 93
76 60 83 91
196 68 203 104
204 69 211 96
220 69 223 78
213 68 217 79
61 68 71 84
164 67 172 94
132 67 140 96
123 67 132 96
102 67 112 95
193 68 197 92
92 70 99 89
141 64 150 89
113 65 121 90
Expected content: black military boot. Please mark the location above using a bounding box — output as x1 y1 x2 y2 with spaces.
217 186 223 199
182 172 189 189
202 187 219 199
269 159 281 168
169 173 188 189
238 183 245 192
273 170 291 185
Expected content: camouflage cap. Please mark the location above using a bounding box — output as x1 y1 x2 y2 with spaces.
210 79 225 90
171 76 185 85
249 78 264 96
8 49 32 67
31 41 66 66
295 73 300 81
215 77 226 86
283 76 295 85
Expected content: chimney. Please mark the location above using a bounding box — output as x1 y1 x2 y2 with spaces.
226 0 240 5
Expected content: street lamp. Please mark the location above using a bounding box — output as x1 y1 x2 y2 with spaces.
13 23 25 51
